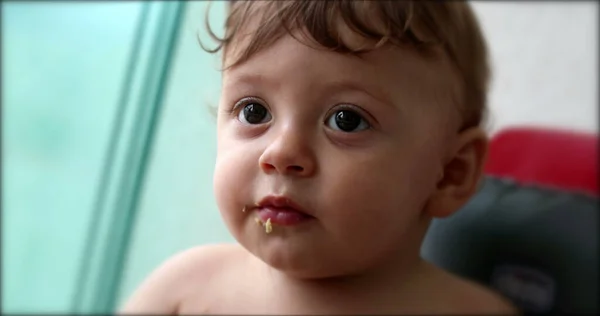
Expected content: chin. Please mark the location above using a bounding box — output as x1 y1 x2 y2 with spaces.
250 241 325 278
268 262 345 280
256 243 367 280
271 261 372 281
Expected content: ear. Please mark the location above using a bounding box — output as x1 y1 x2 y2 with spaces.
424 127 489 218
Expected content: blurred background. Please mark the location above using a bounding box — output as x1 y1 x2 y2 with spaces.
2 1 597 313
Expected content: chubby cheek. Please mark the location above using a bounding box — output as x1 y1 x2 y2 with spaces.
213 137 256 239
317 150 436 265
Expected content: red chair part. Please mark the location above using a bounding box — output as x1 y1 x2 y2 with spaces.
484 127 598 196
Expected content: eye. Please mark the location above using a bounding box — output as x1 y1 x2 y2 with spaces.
237 101 271 124
325 109 370 132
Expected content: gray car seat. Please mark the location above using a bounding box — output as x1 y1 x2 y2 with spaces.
421 177 598 315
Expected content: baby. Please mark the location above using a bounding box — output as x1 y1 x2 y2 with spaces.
122 0 518 314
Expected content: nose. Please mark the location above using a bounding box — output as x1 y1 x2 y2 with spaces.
258 128 317 177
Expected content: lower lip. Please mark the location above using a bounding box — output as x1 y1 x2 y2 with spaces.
257 207 313 226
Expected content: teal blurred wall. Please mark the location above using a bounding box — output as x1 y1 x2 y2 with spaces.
2 1 228 313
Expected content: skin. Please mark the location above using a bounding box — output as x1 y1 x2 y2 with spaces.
121 29 518 315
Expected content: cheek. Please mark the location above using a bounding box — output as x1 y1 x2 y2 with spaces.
317 148 437 253
213 137 256 233
322 147 430 215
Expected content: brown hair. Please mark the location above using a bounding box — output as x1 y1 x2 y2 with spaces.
202 0 490 129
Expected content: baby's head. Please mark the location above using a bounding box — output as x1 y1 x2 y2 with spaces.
209 0 490 279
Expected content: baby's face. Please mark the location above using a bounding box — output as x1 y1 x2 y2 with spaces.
213 33 461 279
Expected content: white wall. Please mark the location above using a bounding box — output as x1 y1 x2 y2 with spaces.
472 2 598 134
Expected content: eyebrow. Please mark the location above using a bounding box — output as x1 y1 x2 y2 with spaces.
225 74 395 108
224 73 273 89
323 81 394 109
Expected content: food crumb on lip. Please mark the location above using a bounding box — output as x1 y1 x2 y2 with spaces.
254 217 273 234
265 218 273 234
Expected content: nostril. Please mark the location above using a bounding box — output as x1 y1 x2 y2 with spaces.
262 163 277 172
288 165 304 172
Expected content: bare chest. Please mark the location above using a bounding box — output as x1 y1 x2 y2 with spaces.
176 280 465 315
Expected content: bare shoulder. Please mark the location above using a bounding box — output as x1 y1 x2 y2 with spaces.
422 263 519 315
459 281 519 314
120 243 245 314
447 273 520 314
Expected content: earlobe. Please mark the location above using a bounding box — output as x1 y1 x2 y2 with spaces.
424 127 488 218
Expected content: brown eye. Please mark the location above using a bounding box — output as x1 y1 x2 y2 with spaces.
238 102 271 124
326 109 369 132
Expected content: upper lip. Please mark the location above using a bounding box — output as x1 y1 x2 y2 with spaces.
256 195 312 216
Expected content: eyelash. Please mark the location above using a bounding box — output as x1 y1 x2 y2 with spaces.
226 97 376 128
229 97 266 116
325 104 372 125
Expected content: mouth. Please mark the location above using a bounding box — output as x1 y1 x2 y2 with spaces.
255 195 315 226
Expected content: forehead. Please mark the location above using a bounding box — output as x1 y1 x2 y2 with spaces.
223 33 459 114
